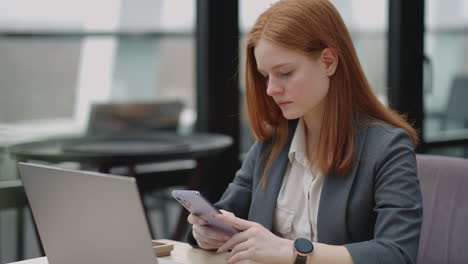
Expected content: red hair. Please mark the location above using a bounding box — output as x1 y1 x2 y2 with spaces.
245 0 419 187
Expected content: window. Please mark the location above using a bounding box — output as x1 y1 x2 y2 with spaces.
0 0 196 173
424 0 468 157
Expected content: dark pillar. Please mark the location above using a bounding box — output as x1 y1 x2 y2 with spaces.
196 0 240 202
388 0 425 149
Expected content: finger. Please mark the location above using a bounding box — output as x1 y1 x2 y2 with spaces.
194 225 231 244
193 228 217 248
199 243 217 250
188 214 207 225
196 238 218 250
197 238 219 250
229 239 252 258
193 227 224 248
198 224 232 241
217 231 249 253
215 212 256 231
226 247 255 264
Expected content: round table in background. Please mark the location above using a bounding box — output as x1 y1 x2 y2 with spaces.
9 131 233 240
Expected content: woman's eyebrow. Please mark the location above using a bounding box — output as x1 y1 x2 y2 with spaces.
257 62 292 73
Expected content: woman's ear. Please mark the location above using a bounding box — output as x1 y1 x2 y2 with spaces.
320 48 338 76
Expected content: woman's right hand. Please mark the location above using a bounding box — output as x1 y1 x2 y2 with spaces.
187 213 232 250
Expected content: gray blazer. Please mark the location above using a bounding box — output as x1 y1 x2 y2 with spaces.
188 118 423 264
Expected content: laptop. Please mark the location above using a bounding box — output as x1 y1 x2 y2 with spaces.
18 162 179 264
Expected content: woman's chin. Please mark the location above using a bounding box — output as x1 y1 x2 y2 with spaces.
281 111 302 120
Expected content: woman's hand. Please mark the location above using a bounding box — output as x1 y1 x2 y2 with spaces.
216 210 295 264
187 213 232 250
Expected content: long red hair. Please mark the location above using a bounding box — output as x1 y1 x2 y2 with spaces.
245 0 419 187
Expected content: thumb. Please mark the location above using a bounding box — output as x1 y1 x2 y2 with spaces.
219 209 235 217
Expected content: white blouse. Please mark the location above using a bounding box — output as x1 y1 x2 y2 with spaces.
272 118 324 242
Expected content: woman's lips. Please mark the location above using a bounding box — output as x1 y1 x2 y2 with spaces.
277 101 292 107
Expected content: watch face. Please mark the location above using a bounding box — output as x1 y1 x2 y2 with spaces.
294 238 313 254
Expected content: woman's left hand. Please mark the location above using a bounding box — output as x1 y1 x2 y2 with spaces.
215 210 295 264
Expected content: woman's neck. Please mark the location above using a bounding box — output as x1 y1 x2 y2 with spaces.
302 109 324 147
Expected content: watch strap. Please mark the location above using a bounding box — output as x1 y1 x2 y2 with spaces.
294 255 307 264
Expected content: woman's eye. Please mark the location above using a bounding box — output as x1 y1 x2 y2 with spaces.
280 71 293 78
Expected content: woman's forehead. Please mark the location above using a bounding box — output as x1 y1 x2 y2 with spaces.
254 40 304 71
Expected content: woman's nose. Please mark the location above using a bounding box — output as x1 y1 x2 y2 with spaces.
266 78 283 96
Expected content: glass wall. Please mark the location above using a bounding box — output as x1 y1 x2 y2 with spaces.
0 0 196 181
424 0 468 157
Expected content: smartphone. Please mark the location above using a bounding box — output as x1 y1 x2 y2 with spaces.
171 190 239 234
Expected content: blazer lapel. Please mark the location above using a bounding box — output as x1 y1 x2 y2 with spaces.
248 121 296 230
317 120 369 244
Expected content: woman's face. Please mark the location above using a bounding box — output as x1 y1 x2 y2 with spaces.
254 39 334 122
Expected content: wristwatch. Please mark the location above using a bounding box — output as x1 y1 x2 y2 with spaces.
293 238 314 264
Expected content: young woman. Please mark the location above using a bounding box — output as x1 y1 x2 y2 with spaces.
187 0 423 263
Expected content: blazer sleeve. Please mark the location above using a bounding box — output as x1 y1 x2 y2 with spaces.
344 128 423 264
186 141 262 247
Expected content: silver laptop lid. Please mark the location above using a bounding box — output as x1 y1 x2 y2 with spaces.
18 162 163 264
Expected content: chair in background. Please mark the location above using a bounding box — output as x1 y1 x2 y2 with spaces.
425 75 468 157
86 100 195 238
443 75 468 129
416 154 468 264
87 100 184 134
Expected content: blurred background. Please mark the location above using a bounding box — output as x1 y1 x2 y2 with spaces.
1 0 467 262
